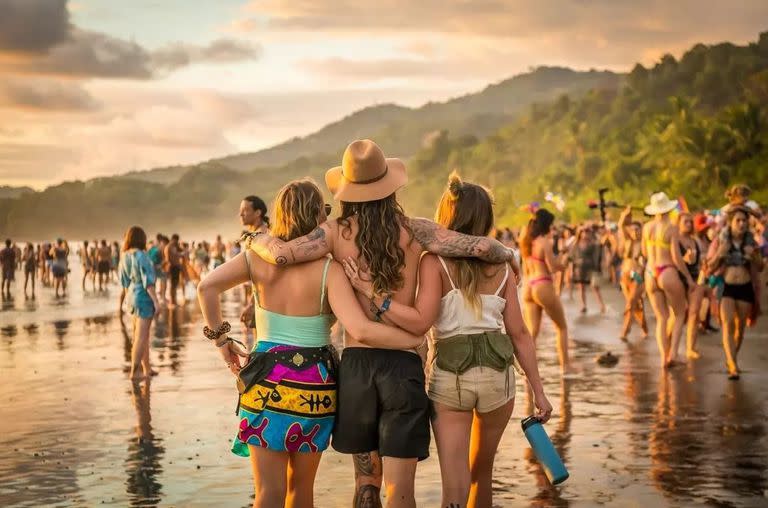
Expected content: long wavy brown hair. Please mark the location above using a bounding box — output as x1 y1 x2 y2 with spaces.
271 179 324 241
338 194 412 294
435 171 497 317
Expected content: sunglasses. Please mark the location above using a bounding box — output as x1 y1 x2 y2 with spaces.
324 203 332 215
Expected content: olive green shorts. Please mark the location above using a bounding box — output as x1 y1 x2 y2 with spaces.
428 365 514 413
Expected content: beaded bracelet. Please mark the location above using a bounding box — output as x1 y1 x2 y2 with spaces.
203 321 231 341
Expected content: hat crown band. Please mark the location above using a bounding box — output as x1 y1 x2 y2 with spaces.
341 141 387 183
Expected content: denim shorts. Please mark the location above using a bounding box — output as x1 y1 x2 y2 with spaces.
130 293 155 319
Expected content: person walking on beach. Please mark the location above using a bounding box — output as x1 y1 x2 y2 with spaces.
520 209 573 374
118 226 161 381
678 212 706 359
571 226 607 314
617 207 648 341
111 241 121 282
246 140 518 508
343 173 552 508
197 178 425 508
1 239 15 298
642 192 693 368
96 240 112 291
707 206 763 379
211 235 226 268
80 240 96 291
51 239 69 297
148 234 168 307
164 234 183 307
22 242 36 298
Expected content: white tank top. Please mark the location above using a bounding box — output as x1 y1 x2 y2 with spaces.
432 256 509 339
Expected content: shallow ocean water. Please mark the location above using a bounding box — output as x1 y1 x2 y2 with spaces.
1 262 767 507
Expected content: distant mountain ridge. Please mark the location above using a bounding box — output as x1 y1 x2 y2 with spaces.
214 66 621 172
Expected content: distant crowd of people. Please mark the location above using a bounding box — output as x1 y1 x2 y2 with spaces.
1 238 76 298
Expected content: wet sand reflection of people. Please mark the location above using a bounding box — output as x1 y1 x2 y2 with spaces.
524 377 571 507
125 380 164 507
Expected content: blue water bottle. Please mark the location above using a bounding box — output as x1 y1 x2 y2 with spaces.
521 416 569 485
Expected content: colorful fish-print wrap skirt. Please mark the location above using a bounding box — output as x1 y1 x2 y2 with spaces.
232 341 336 456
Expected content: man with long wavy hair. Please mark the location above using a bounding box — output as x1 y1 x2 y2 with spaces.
246 140 517 508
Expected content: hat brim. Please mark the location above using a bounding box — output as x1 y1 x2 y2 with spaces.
644 200 678 216
325 158 407 203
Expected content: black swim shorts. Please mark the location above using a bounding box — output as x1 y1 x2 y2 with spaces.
332 348 430 460
169 265 181 285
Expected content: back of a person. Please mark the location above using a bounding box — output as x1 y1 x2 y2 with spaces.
331 216 421 346
251 254 330 319
432 256 508 339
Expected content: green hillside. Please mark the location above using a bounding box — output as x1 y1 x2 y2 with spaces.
399 33 768 225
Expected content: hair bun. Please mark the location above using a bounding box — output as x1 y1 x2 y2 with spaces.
447 170 463 197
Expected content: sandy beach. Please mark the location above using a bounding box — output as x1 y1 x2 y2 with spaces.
1 261 767 507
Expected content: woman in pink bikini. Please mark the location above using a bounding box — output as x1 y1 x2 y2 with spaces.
642 192 694 368
520 209 572 373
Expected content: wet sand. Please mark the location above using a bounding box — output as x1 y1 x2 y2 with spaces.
2 262 768 507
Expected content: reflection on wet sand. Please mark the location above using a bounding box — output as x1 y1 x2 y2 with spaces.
1 271 767 506
125 380 165 507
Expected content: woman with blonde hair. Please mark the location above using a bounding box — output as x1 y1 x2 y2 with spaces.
197 178 424 508
344 173 552 508
642 192 693 368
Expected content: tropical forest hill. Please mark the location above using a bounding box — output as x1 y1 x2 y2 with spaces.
3 32 768 240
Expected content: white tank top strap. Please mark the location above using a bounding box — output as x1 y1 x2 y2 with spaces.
494 263 510 296
437 256 456 290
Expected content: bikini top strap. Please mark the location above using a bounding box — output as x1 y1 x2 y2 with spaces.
495 263 510 296
320 256 332 311
437 256 456 290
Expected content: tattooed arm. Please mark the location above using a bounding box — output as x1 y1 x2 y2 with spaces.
408 217 520 278
246 221 334 265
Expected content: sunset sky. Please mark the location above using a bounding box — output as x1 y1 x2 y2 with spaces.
1 0 766 189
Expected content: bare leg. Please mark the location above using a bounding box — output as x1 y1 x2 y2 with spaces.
734 300 751 355
353 452 383 508
381 457 417 508
522 285 543 341
686 285 704 359
620 277 633 339
720 297 739 377
579 283 587 313
286 452 322 508
468 400 515 508
130 316 152 379
646 279 670 367
659 270 687 365
431 403 473 508
249 446 289 508
533 283 570 372
592 284 607 313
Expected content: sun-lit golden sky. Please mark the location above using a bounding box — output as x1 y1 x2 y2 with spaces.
1 0 766 189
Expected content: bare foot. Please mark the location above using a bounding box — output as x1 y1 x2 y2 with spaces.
686 349 701 360
664 358 686 369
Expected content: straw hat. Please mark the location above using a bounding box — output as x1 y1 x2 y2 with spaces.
325 140 407 202
644 192 678 215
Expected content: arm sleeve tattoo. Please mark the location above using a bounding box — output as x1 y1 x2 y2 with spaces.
245 225 331 265
409 217 514 263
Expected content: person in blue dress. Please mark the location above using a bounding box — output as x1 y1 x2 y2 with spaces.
118 226 160 380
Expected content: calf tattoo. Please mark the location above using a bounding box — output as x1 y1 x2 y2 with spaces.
353 452 376 477
354 484 381 508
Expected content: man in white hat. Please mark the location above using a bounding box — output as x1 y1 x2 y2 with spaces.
247 139 518 507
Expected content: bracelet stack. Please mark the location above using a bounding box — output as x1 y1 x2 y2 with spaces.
203 321 231 347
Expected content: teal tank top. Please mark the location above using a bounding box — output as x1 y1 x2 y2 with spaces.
250 256 332 348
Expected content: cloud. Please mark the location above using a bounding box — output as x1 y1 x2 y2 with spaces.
0 78 100 111
150 39 262 72
0 0 71 53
